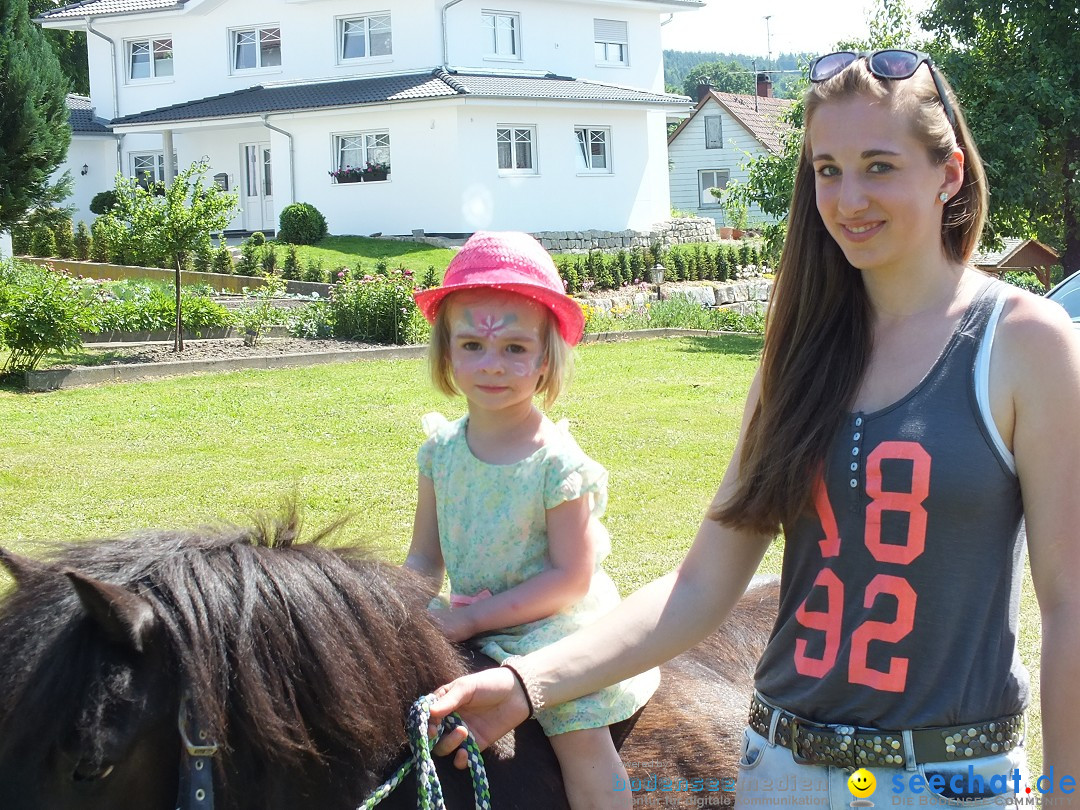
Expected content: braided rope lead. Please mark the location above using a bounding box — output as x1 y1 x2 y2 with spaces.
359 694 491 810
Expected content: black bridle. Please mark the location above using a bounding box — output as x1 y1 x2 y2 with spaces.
176 695 218 810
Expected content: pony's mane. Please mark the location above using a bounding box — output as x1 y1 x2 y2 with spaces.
0 508 466 785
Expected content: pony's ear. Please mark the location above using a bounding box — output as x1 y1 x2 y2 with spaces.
0 547 54 584
65 571 158 654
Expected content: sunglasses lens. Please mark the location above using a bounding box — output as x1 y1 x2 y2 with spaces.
810 52 857 82
868 50 920 79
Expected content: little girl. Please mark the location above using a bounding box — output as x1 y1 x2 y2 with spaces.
405 231 659 809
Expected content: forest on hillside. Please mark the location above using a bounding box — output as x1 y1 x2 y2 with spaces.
663 50 811 98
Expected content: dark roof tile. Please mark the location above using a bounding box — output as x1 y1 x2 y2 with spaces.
67 93 111 133
112 70 689 126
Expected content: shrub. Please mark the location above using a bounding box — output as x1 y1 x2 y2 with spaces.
249 231 266 246
288 301 333 338
89 190 118 215
281 246 301 280
418 265 439 289
278 202 328 245
330 267 426 344
236 238 261 276
191 237 214 273
90 279 232 334
30 225 57 257
10 226 31 256
0 261 97 373
234 275 285 346
260 245 278 274
1000 271 1045 294
212 240 234 274
73 222 91 260
53 219 75 259
302 257 325 283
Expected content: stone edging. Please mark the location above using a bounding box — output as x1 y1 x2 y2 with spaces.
24 330 756 392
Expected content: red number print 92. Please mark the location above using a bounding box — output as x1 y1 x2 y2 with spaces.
792 441 929 693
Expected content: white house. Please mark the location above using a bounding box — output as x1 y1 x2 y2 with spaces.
667 77 793 226
39 0 700 236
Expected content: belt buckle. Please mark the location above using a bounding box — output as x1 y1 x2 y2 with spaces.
788 717 802 760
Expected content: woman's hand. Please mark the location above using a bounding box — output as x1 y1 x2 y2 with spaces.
429 667 531 769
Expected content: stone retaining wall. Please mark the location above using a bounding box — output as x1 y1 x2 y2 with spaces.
534 217 720 253
580 278 772 315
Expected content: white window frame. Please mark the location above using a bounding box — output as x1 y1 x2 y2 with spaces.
337 13 392 63
699 169 729 208
330 130 391 184
593 19 628 66
482 10 520 60
704 115 723 149
230 25 282 73
496 125 537 175
130 151 178 188
574 126 612 174
126 36 173 81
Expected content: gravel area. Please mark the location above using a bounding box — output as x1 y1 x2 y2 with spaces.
55 338 382 369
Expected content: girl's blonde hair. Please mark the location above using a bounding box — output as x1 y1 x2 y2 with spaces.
427 290 573 409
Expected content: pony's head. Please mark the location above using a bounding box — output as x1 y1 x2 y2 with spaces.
0 508 466 810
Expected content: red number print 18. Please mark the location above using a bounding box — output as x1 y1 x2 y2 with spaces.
793 441 929 692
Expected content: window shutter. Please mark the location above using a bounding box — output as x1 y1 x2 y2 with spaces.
593 19 627 43
705 115 722 149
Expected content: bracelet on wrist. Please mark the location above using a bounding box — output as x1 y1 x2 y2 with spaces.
501 656 544 718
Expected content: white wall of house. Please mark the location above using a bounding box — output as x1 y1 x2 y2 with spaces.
79 0 671 120
51 0 690 234
668 97 774 225
0 232 11 259
65 136 121 226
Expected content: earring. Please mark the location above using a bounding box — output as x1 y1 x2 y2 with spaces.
938 191 950 203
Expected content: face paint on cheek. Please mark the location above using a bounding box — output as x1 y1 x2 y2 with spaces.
460 308 518 339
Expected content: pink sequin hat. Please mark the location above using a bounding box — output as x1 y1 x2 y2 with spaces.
414 231 585 346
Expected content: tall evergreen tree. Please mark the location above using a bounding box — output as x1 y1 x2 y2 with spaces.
0 0 71 232
29 0 89 95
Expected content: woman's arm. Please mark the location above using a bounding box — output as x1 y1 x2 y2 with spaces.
403 473 446 598
431 371 774 758
1003 294 1080 798
436 495 597 642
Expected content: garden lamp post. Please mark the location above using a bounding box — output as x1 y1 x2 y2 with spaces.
650 262 665 301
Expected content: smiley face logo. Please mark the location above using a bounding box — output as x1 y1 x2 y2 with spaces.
848 768 877 798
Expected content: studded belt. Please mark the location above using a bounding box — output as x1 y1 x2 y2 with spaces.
749 694 1023 769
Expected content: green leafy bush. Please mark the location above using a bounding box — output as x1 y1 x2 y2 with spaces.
53 219 75 259
0 261 97 373
10 227 31 256
212 240 234 274
282 246 300 280
1000 271 1046 294
91 279 232 333
330 267 426 344
234 275 285 346
302 258 326 283
288 301 333 338
89 190 118 215
278 202 328 245
74 222 91 261
30 225 57 257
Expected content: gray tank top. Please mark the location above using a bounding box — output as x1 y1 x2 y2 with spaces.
755 280 1028 729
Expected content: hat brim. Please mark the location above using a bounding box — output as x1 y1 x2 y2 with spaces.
414 282 584 346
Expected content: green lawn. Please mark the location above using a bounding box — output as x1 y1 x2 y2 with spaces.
0 334 1045 772
282 235 456 277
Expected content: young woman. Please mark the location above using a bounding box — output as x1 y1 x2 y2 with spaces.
427 52 1080 807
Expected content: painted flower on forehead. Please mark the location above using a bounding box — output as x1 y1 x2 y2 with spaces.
471 310 518 339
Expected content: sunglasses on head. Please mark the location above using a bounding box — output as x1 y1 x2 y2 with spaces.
808 49 957 129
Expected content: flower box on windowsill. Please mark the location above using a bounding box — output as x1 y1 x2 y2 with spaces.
363 170 388 182
331 171 389 184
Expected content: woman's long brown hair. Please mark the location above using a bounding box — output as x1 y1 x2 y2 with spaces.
712 58 988 536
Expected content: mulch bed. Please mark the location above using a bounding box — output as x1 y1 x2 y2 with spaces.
53 338 381 369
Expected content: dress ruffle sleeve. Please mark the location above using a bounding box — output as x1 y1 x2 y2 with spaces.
417 412 452 478
542 420 609 518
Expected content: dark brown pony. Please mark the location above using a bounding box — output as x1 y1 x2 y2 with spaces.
0 508 777 810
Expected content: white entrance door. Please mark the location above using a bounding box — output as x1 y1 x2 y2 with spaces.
241 143 273 232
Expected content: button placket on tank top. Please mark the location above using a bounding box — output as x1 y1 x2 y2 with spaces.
847 413 866 504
